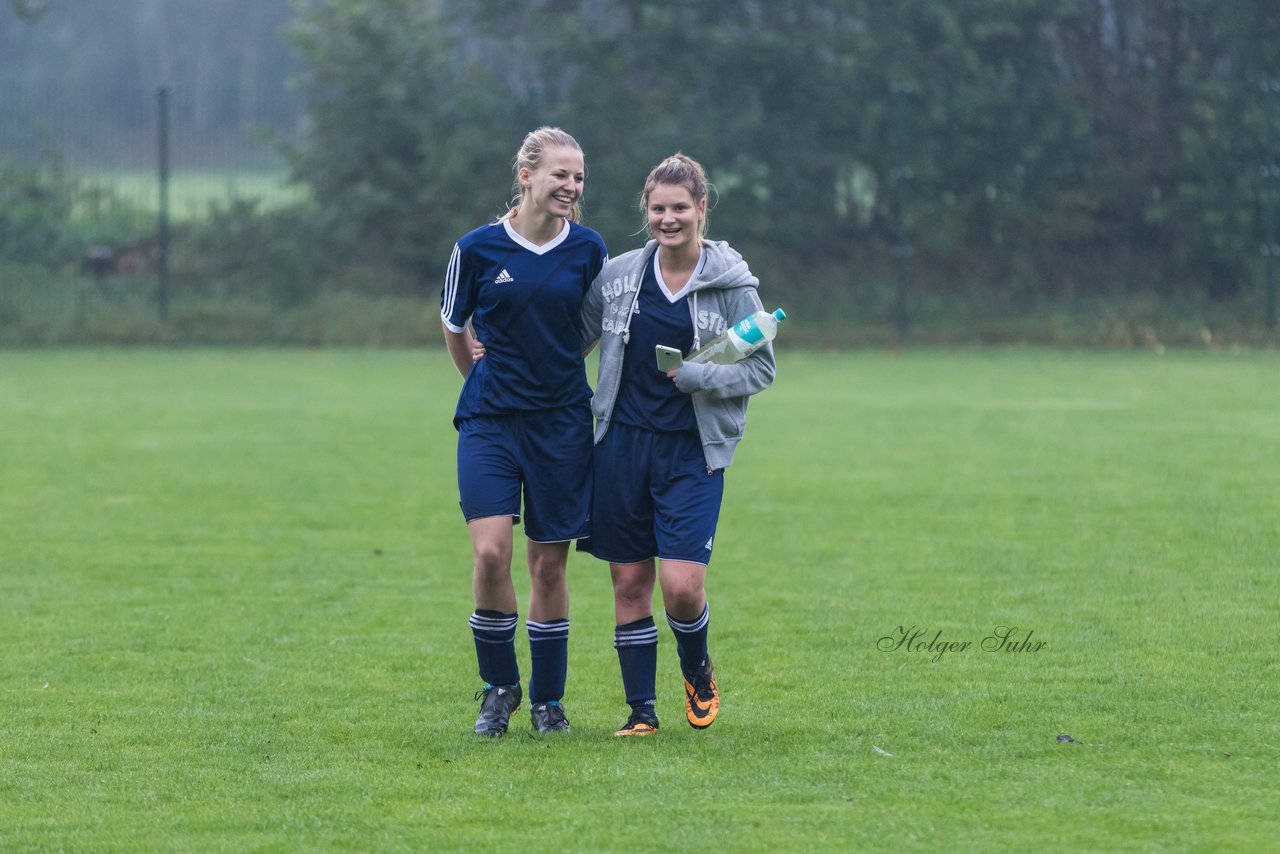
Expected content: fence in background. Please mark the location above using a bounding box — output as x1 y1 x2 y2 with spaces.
2 75 319 341
3 67 1278 346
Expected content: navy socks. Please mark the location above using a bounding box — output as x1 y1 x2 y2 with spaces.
614 616 658 711
470 611 572 703
469 609 519 687
666 603 710 677
527 618 570 703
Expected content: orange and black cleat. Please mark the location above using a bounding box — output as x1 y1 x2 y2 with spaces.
614 708 660 737
683 658 720 729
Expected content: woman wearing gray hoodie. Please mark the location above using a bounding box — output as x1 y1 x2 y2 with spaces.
579 154 776 737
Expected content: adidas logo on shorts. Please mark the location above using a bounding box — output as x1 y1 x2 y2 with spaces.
494 268 514 284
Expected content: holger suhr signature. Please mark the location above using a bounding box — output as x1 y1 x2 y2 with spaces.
877 625 1047 662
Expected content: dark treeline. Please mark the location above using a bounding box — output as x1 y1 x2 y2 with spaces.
5 0 1280 318
286 0 1280 303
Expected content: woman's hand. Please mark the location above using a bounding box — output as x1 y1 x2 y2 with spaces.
443 325 485 378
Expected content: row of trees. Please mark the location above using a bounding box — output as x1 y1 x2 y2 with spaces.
286 0 1280 301
5 0 1280 309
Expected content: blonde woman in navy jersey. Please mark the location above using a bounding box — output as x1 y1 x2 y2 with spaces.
441 127 607 736
580 154 776 736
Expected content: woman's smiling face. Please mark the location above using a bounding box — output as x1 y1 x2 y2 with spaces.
646 183 705 253
521 145 584 219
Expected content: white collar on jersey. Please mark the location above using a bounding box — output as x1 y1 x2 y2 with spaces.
653 248 706 303
502 218 571 255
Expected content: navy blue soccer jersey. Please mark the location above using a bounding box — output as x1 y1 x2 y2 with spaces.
613 253 700 434
442 219 607 422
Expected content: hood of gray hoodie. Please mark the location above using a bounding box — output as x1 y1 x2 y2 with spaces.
684 241 759 348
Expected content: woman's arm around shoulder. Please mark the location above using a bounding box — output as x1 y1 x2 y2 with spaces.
580 265 607 354
443 324 482 378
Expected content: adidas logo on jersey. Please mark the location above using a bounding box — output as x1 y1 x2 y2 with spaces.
704 537 714 551
494 268 514 284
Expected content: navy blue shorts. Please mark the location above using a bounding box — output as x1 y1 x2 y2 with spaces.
456 405 592 543
581 422 723 565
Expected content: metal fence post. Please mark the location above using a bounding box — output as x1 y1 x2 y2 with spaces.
157 84 172 322
889 80 915 342
1263 80 1279 335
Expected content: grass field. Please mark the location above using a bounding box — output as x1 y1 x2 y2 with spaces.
2 348 1277 852
81 170 308 220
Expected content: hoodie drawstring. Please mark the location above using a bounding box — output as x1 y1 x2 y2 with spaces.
621 282 641 345
691 291 701 352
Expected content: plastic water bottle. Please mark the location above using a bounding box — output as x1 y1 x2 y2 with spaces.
687 308 786 365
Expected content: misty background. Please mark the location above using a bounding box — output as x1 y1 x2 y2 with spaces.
2 0 1279 346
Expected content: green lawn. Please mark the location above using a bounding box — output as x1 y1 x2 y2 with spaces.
81 169 308 220
1 348 1277 852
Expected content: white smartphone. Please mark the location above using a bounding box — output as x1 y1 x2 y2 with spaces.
655 344 684 372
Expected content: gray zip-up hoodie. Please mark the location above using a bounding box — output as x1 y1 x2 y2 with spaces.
581 238 776 470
